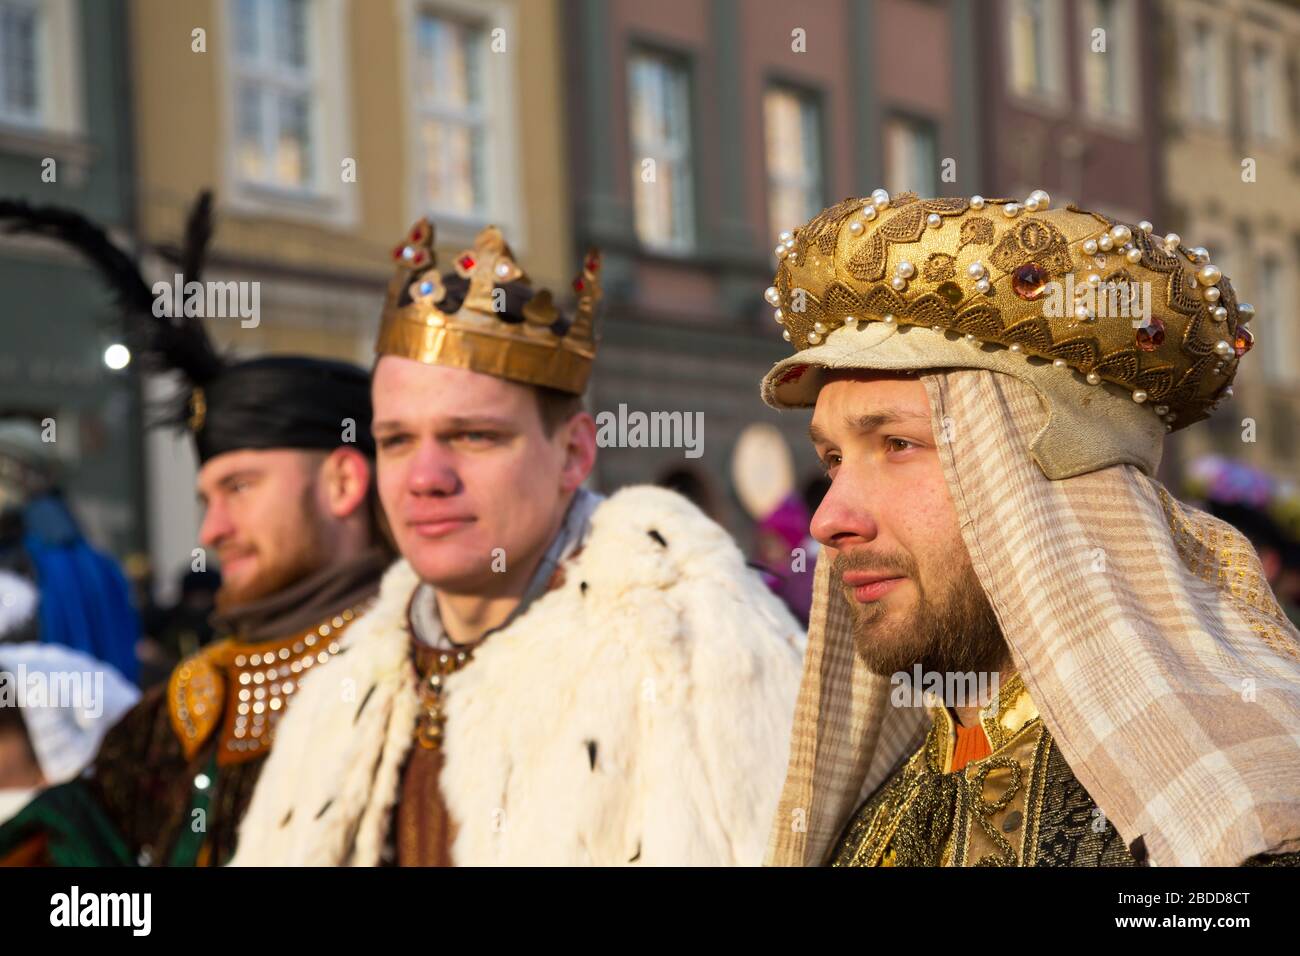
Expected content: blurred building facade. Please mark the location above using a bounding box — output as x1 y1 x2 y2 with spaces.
564 0 978 536
973 0 1164 231
972 0 1299 490
1158 0 1300 488
2 0 1297 581
0 0 143 558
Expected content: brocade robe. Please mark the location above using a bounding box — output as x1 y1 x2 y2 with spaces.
0 549 387 866
830 674 1141 867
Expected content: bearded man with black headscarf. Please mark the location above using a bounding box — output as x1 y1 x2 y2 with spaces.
0 195 392 865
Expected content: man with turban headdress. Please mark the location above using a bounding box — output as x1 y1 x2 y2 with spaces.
758 188 1299 867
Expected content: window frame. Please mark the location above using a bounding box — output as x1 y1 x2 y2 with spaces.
402 0 522 246
1078 0 1139 133
1180 13 1229 130
0 0 83 136
230 0 319 194
626 43 698 256
1002 0 1067 112
882 110 940 199
1252 248 1292 384
218 0 357 227
761 79 827 242
1241 28 1287 145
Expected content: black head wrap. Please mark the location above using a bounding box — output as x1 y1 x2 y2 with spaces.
191 355 373 462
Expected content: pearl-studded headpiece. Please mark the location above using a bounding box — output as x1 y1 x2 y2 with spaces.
763 189 1253 429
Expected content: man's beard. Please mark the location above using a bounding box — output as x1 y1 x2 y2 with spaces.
834 547 1008 679
215 486 331 612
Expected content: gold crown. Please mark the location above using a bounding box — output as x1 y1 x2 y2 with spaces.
376 220 601 395
767 190 1255 428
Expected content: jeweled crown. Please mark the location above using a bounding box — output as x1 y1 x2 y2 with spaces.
376 220 601 395
767 189 1255 428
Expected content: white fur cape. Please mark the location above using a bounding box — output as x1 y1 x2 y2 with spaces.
231 486 805 866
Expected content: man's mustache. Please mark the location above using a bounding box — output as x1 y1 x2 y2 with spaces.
832 549 918 580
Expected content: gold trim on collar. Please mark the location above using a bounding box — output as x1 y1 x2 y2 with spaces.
166 601 371 765
168 640 231 760
981 673 1038 751
924 671 1037 770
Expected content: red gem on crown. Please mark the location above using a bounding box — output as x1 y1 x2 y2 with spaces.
1135 317 1165 352
457 254 476 272
1234 327 1254 357
1011 262 1050 301
573 278 586 293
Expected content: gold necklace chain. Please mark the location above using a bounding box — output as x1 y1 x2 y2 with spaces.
413 644 480 750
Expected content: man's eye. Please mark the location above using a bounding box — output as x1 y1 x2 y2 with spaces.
378 435 409 451
820 452 841 474
456 432 496 444
886 437 916 453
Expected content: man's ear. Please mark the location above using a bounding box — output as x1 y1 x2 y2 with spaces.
558 412 597 494
321 446 372 520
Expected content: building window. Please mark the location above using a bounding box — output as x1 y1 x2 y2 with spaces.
0 0 40 126
231 0 316 191
1244 40 1282 142
884 116 938 197
764 86 823 236
414 12 488 219
1080 0 1137 126
1257 255 1289 382
629 50 694 253
0 0 80 137
404 1 519 240
1185 19 1226 126
1006 0 1063 103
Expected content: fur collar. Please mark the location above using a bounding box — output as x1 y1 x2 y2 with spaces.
232 485 804 866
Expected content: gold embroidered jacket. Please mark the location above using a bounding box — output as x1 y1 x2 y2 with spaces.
0 552 388 867
830 674 1141 867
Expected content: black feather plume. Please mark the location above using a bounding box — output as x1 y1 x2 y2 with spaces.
0 194 224 386
180 190 214 287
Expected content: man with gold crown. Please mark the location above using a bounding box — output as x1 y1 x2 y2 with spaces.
230 221 804 866
757 188 1300 867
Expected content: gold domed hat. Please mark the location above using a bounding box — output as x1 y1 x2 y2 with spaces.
760 189 1256 477
376 220 601 395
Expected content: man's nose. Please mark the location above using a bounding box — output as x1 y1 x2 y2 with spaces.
407 441 460 496
810 470 880 550
198 498 233 549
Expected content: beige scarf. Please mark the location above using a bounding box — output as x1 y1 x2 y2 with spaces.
765 369 1300 866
